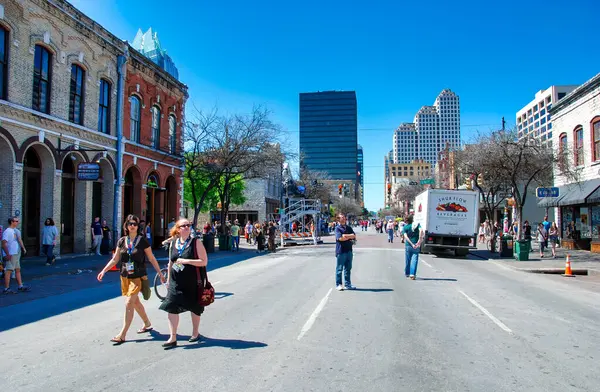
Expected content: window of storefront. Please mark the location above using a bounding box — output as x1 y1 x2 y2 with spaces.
591 206 600 238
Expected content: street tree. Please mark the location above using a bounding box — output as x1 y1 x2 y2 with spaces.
183 106 286 230
453 139 511 222
463 129 580 239
333 197 362 217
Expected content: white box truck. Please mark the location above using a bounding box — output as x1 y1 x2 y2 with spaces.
413 189 480 257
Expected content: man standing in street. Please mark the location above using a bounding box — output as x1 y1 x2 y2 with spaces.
231 220 240 252
90 217 103 256
335 213 356 291
2 217 30 294
542 215 551 249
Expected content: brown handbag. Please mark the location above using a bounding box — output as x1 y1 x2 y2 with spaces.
193 238 214 306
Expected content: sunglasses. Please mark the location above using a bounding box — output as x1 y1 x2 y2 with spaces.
178 224 191 228
127 222 139 227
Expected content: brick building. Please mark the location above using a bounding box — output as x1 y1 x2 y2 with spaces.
0 0 123 255
121 40 187 246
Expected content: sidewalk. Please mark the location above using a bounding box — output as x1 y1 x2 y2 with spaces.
469 242 600 275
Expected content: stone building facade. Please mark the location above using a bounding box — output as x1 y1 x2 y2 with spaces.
0 0 123 255
121 46 187 246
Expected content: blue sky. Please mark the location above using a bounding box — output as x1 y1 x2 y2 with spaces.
72 0 599 212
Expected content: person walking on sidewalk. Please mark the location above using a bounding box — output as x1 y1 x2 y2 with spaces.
335 213 356 291
91 217 103 256
386 220 395 243
268 222 277 252
2 217 30 293
402 215 424 280
245 221 253 244
159 218 209 349
42 218 58 266
101 219 112 255
96 214 165 345
548 222 559 258
537 223 548 258
230 220 240 252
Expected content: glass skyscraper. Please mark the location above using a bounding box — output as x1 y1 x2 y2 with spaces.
299 91 358 181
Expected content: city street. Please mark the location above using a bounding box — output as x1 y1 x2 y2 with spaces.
2 230 600 392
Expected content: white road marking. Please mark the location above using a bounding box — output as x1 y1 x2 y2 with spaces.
421 260 433 269
458 290 513 334
354 247 405 252
297 288 333 341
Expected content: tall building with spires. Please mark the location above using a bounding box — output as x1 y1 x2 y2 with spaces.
131 28 179 80
393 89 460 166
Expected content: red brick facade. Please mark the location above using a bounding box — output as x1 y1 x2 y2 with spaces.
121 48 187 245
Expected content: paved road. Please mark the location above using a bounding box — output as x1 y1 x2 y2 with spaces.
1 229 599 391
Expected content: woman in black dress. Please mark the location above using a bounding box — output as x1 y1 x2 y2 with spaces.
97 214 165 345
159 218 209 349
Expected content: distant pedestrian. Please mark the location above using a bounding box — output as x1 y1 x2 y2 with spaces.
386 219 395 243
145 222 153 248
268 222 277 252
399 220 406 243
159 218 209 349
101 219 111 255
548 222 559 258
537 223 548 258
42 218 58 265
167 218 176 234
402 215 423 280
97 215 165 345
91 216 103 255
478 224 485 243
245 221 253 244
2 217 30 293
231 220 240 251
335 213 356 291
256 223 266 253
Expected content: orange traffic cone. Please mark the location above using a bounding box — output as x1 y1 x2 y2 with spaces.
109 250 118 271
562 254 575 277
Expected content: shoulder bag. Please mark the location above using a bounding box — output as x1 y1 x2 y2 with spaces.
193 238 214 306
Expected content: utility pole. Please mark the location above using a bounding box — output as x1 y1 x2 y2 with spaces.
502 117 506 132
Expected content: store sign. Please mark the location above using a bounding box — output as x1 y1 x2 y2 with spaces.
536 187 559 198
77 163 100 181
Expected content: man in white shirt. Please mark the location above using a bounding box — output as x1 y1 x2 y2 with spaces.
2 217 30 294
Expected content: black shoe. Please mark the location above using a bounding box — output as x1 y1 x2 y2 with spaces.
162 341 177 350
188 335 204 343
18 285 31 292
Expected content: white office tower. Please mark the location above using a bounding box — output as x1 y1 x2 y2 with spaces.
393 89 460 166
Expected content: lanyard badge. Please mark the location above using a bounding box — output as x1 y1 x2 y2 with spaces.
175 237 190 257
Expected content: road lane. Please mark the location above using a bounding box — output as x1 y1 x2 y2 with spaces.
1 230 599 391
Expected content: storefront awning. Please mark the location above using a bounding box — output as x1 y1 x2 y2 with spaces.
557 179 600 206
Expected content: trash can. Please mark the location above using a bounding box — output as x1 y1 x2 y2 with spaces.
514 239 530 261
203 232 215 253
218 234 231 251
500 235 513 257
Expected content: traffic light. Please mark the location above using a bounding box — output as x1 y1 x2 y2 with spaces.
387 183 392 196
338 184 343 195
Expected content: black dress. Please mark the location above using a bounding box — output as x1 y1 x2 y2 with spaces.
101 226 111 255
159 238 205 316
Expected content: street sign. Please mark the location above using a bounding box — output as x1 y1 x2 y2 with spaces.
420 178 435 185
77 163 101 181
536 187 559 198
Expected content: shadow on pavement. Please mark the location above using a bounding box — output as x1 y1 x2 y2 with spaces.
351 288 394 292
215 292 234 299
0 250 258 332
416 278 458 282
183 336 268 350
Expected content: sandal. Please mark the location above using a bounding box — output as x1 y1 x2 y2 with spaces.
137 326 153 334
110 337 126 345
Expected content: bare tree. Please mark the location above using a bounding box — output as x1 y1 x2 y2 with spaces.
296 166 332 202
462 129 580 239
183 107 286 231
333 197 362 217
453 138 511 222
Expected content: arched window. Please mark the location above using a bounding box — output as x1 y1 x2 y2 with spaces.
0 26 8 100
574 126 584 166
151 106 161 149
592 117 600 162
32 45 52 113
129 96 141 142
69 64 85 124
98 79 111 134
169 115 176 154
559 133 568 170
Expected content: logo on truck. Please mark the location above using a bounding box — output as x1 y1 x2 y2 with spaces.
436 202 468 212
